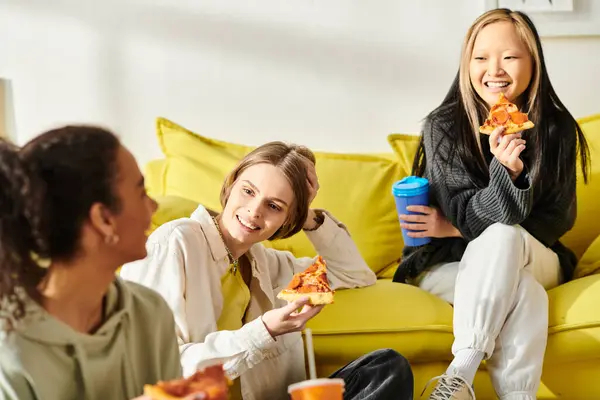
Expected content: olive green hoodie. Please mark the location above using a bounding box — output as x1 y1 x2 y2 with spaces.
0 278 182 400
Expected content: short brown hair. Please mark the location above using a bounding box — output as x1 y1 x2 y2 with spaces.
220 141 316 240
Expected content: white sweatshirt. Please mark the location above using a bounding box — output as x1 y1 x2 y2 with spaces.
120 205 376 400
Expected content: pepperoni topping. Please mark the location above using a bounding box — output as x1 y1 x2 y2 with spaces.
287 275 302 290
509 112 528 124
284 256 333 294
491 109 509 125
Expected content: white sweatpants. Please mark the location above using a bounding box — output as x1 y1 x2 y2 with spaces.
415 223 562 400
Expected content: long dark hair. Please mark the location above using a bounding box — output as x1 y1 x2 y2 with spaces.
0 126 121 329
413 9 589 192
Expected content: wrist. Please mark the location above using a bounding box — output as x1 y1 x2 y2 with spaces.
260 315 278 339
303 209 325 231
507 166 523 182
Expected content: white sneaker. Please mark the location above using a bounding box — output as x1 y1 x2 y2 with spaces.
423 374 476 400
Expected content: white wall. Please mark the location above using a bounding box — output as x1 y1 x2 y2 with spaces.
1 0 599 166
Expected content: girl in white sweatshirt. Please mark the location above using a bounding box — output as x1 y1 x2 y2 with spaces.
121 141 414 400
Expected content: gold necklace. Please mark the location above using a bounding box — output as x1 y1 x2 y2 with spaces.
211 216 240 273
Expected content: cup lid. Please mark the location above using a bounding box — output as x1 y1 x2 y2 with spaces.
288 378 345 393
392 176 429 197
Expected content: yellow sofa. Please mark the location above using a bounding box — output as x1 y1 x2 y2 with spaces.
145 116 600 399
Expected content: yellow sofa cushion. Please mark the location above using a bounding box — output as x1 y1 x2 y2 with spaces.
149 195 202 232
386 133 421 174
154 117 416 274
143 159 168 199
306 279 454 366
546 274 600 363
386 114 600 259
306 275 600 374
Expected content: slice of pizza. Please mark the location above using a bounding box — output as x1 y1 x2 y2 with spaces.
277 256 334 305
479 93 535 135
144 365 229 400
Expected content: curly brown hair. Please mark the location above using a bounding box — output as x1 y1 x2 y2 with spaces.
0 126 121 328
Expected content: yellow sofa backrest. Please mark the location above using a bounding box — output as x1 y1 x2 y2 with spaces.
145 114 600 277
147 118 418 276
386 114 600 260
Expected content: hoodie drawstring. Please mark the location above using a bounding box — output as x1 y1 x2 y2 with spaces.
66 317 134 400
67 343 94 400
119 314 139 398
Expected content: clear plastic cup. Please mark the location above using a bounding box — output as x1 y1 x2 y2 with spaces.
288 378 345 400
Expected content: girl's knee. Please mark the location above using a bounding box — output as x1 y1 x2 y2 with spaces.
381 349 412 375
371 348 402 361
480 223 522 242
468 223 526 258
369 349 408 366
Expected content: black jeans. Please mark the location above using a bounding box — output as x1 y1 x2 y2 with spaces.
329 349 414 400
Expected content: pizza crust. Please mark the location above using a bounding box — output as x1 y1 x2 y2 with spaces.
479 120 534 135
277 290 334 305
144 385 192 400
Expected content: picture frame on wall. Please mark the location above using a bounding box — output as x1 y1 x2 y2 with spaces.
484 0 600 37
496 0 573 13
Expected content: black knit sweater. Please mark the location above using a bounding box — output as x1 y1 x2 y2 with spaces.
393 106 578 283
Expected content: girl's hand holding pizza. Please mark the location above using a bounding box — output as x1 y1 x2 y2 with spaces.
261 298 324 338
489 126 526 181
